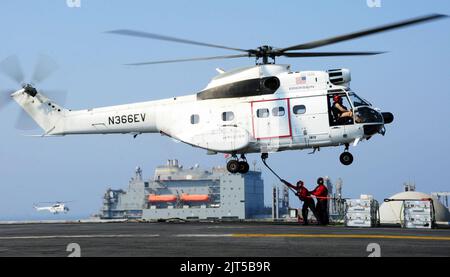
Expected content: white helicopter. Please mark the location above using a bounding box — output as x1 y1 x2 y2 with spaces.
0 14 446 174
33 201 70 215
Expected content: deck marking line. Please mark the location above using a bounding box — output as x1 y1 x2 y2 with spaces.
175 234 233 237
231 234 450 241
0 234 160 240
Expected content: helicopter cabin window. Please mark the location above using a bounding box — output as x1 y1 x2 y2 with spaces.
272 107 285 117
293 105 306 115
190 114 200 124
256 108 269 118
222 111 235 121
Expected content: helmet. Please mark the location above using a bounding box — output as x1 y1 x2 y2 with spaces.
317 177 324 185
333 95 342 103
296 180 304 186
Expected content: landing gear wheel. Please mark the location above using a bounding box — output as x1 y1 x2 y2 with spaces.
238 161 250 174
339 152 353 166
227 160 240 174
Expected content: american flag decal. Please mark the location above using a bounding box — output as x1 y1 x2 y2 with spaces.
296 76 306 85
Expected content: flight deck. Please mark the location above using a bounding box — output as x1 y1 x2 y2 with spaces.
0 221 449 257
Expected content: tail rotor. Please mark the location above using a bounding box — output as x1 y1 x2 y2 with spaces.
0 54 67 130
0 55 25 85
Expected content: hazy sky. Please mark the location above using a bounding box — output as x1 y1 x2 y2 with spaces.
0 0 449 220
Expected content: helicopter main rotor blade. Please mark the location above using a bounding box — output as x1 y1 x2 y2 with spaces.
126 54 250 66
37 201 74 204
0 55 25 85
107 29 250 53
279 14 447 52
282 51 385 57
32 54 59 84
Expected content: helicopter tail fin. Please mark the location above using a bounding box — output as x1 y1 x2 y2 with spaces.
11 87 66 134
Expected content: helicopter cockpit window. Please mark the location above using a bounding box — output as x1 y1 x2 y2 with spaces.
190 114 200 124
222 111 235 121
329 94 354 126
354 106 383 124
272 107 285 117
256 108 269 118
348 92 370 107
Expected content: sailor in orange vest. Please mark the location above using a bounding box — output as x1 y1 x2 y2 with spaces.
281 179 321 225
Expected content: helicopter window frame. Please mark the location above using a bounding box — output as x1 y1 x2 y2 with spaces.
190 114 200 124
348 91 370 108
256 108 270 118
222 111 235 121
272 107 285 117
293 105 306 115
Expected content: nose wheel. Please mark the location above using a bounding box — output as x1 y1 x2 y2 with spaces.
339 144 353 165
226 154 249 174
339 152 353 165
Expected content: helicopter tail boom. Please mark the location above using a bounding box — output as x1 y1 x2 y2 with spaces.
11 86 160 136
11 87 67 134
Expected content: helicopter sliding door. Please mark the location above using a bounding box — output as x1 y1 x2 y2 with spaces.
251 98 292 140
290 95 330 147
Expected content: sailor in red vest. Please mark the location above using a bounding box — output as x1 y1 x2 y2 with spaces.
311 177 329 225
281 179 321 225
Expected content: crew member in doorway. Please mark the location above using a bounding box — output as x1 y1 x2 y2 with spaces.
281 179 321 225
311 177 329 225
332 95 353 121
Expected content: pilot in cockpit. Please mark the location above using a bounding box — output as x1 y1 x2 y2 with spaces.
331 95 353 123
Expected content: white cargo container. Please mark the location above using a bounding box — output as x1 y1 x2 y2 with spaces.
345 197 379 228
403 200 434 229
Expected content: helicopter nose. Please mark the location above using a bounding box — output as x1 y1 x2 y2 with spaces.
382 112 394 124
